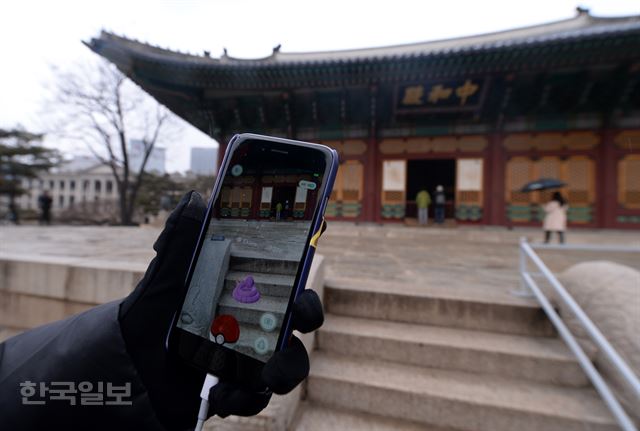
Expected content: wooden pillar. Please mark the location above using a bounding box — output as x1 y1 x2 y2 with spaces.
366 84 380 223
283 93 293 139
250 177 263 220
597 130 617 228
487 133 506 225
363 135 379 222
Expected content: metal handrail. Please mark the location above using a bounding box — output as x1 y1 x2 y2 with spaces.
531 243 640 253
517 237 640 431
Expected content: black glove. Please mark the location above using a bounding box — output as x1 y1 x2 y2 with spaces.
119 191 324 429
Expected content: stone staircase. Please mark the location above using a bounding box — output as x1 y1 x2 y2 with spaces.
293 280 618 431
208 219 312 262
217 252 298 360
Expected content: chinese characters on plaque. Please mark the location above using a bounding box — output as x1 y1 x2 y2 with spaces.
397 79 485 111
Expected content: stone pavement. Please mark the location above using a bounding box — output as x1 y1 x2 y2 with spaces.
0 226 157 272
318 224 640 304
1 223 638 295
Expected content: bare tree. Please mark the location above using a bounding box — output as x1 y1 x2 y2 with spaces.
49 59 176 225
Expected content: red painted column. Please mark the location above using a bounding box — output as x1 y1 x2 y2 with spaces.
250 177 262 219
597 130 617 228
487 133 506 226
374 138 385 224
362 136 378 221
367 85 381 223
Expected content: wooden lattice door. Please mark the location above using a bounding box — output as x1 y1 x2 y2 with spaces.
381 160 406 219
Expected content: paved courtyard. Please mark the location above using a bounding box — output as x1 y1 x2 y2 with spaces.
1 223 638 304
319 224 640 303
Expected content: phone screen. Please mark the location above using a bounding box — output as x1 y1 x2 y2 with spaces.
176 137 329 366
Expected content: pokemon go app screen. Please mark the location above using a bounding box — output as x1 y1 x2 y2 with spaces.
177 140 325 363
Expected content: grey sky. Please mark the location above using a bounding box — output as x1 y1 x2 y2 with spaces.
1 0 638 172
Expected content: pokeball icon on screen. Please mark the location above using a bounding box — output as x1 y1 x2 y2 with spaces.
210 314 240 345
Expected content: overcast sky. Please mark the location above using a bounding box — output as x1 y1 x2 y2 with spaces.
1 0 638 172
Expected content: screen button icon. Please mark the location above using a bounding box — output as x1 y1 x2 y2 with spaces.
254 336 269 355
298 180 317 190
231 164 243 177
260 313 277 332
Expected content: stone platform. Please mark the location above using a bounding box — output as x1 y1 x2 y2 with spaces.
320 224 639 303
2 223 637 284
1 223 638 430
1 223 638 333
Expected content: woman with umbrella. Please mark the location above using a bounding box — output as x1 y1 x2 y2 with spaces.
543 191 568 244
521 179 568 244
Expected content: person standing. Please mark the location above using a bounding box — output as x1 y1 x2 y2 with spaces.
416 189 431 226
543 191 568 244
275 201 283 221
38 190 53 225
434 185 446 224
284 200 290 220
8 201 20 225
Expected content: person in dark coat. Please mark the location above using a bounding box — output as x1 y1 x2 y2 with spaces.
0 191 324 430
38 190 53 225
8 201 20 224
434 185 446 224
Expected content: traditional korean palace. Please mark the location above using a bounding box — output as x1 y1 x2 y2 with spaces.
88 8 640 228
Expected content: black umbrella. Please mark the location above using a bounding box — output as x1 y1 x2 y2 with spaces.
520 178 566 193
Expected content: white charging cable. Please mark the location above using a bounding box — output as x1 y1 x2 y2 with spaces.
194 374 220 431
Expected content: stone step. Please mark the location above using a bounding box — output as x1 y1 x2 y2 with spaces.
307 353 617 431
293 403 453 431
209 219 311 235
308 352 617 431
318 314 587 387
324 281 555 337
224 271 295 298
0 290 94 330
217 291 287 326
229 254 299 276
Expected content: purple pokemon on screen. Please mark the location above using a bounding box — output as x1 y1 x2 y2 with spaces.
233 276 260 304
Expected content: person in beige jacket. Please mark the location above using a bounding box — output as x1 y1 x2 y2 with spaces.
543 191 568 243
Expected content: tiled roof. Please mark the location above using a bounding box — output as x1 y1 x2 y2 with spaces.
88 10 640 68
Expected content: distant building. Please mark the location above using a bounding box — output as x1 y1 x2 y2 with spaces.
17 156 118 214
129 139 166 174
190 147 218 176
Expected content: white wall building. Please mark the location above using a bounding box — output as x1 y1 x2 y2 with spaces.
190 147 218 176
129 139 166 174
17 156 118 214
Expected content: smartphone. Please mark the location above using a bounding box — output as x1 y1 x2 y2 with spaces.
167 133 338 386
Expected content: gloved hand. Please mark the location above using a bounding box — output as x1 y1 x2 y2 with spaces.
119 191 324 429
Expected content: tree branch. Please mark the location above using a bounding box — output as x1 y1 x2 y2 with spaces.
46 58 180 224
